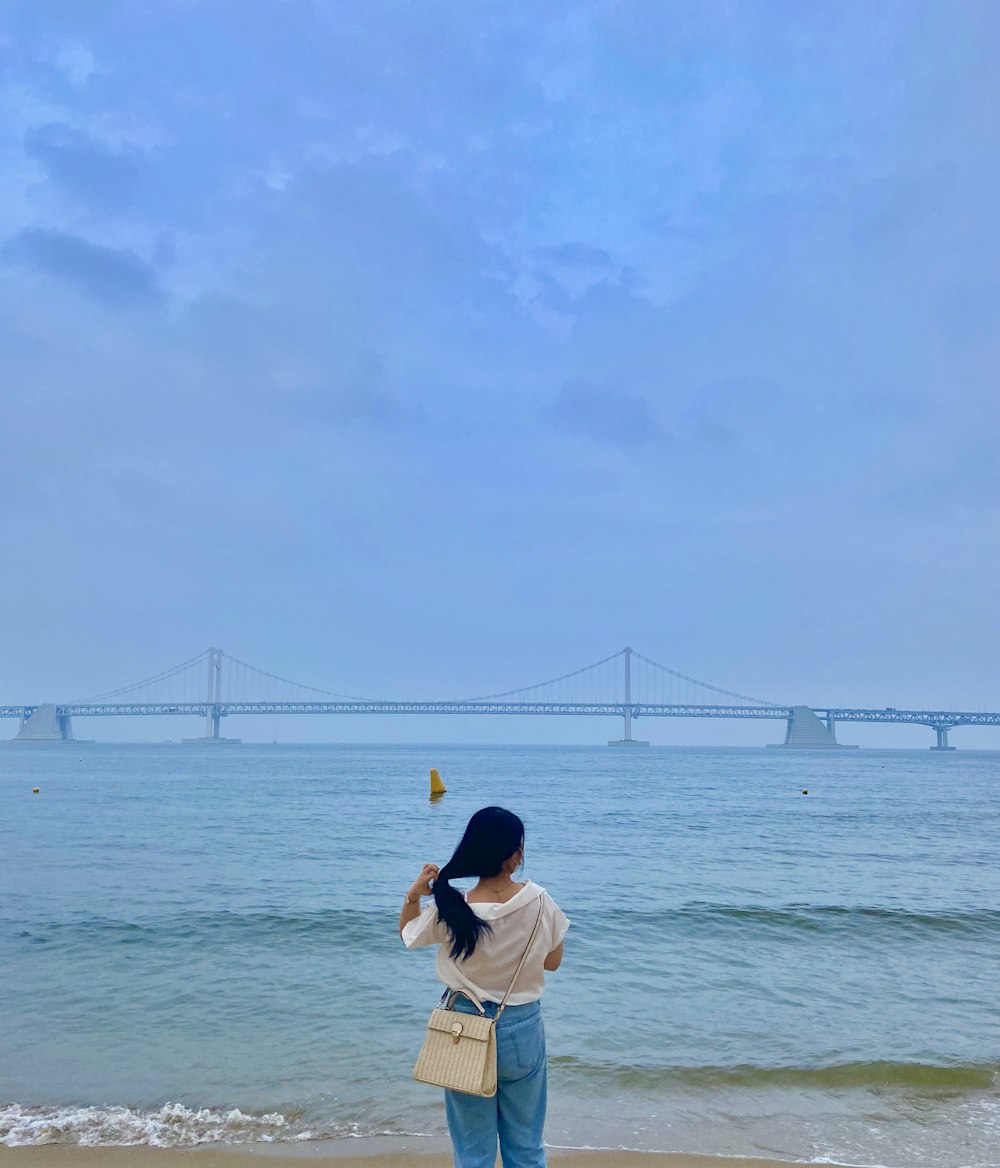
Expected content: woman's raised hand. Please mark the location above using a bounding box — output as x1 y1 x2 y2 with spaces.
408 863 439 899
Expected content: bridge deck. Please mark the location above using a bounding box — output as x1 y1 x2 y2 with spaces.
2 701 998 728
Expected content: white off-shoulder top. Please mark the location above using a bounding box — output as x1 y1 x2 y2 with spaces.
401 880 570 1005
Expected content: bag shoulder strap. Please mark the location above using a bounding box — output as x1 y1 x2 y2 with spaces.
496 897 545 1018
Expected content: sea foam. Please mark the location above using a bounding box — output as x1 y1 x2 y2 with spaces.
0 1101 290 1147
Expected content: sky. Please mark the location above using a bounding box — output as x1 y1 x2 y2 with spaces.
1 0 999 746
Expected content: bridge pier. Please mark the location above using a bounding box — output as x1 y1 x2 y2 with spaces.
608 710 649 746
15 704 75 741
181 704 240 743
930 726 956 751
768 706 857 749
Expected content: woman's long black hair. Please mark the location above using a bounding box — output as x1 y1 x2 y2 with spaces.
433 806 525 960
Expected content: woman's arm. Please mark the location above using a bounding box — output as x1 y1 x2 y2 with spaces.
543 942 564 971
399 863 439 936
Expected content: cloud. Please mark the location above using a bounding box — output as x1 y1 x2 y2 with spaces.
2 228 161 307
681 376 789 447
24 122 143 208
532 242 614 268
107 466 176 515
544 378 668 450
283 385 422 432
528 241 624 305
49 39 99 88
1 0 999 729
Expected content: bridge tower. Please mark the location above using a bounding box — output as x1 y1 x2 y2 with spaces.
608 646 649 746
181 647 240 744
207 645 222 738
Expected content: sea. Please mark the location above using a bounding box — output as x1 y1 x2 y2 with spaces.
1 743 998 1166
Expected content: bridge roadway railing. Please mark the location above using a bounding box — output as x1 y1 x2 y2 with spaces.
39 701 793 719
810 707 1000 728
0 701 993 728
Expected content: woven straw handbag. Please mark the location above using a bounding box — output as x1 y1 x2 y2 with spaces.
413 899 544 1097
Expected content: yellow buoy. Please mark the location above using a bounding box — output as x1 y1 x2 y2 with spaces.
32 787 40 794
430 768 447 797
802 789 808 795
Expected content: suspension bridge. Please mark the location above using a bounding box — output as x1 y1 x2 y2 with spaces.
2 647 996 749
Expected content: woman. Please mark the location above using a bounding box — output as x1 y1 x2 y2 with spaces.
400 806 569 1168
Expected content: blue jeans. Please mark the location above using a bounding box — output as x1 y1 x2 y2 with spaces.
444 997 547 1168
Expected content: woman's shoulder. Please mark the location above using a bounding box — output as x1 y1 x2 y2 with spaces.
540 887 566 912
532 884 570 941
524 881 565 914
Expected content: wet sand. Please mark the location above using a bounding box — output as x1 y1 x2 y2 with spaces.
0 1144 855 1168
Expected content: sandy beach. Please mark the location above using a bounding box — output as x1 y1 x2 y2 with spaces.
0 1148 852 1168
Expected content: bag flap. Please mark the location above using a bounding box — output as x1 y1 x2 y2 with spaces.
426 1009 494 1042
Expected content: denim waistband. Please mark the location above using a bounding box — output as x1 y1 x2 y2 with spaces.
446 993 541 1020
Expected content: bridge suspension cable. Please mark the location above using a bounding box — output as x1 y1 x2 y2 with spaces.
630 651 778 707
463 647 779 708
70 645 779 712
74 649 367 706
220 652 364 701
73 650 211 703
462 650 625 702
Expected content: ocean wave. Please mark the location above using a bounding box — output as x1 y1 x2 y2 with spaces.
6 902 999 950
675 903 1000 933
548 1056 1000 1092
0 1101 420 1148
585 902 1000 943
0 1102 294 1147
4 908 391 950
